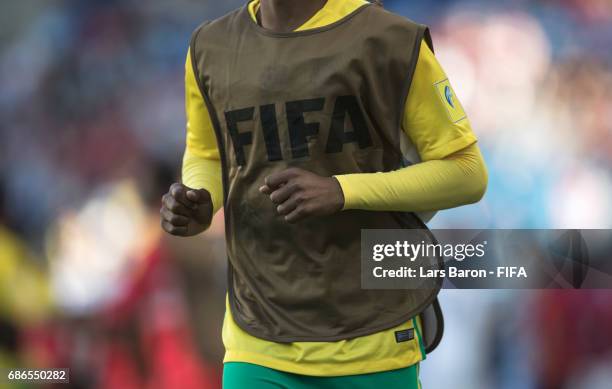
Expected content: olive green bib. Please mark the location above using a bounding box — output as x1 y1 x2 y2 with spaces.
190 2 441 342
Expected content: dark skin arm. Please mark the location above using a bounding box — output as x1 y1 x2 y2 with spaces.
160 167 344 236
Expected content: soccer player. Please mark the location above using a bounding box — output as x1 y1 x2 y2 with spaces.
160 0 488 387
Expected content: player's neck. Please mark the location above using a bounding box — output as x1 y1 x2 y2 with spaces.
259 0 328 32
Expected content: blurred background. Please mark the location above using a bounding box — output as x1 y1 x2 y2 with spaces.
0 0 610 388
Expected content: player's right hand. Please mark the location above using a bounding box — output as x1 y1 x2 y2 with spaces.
160 183 213 237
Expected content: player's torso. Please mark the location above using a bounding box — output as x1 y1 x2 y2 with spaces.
191 4 439 341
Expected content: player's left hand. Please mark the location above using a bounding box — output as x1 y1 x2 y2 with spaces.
260 168 345 223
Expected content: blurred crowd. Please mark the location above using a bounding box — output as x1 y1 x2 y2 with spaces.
0 0 610 388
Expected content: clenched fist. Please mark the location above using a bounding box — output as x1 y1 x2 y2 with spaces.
160 183 213 236
260 167 345 223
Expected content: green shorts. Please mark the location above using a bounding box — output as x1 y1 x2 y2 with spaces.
223 362 421 389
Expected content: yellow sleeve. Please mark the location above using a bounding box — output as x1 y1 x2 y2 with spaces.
334 40 486 212
182 48 223 213
336 143 487 212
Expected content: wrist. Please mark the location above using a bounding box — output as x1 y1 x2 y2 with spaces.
332 175 354 211
330 176 346 212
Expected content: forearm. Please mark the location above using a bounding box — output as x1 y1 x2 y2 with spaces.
182 149 223 214
335 143 487 212
182 44 224 214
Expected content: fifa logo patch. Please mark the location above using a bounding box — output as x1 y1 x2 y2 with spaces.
394 328 415 343
434 79 467 123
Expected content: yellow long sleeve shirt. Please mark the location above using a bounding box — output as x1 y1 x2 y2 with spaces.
181 0 487 377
